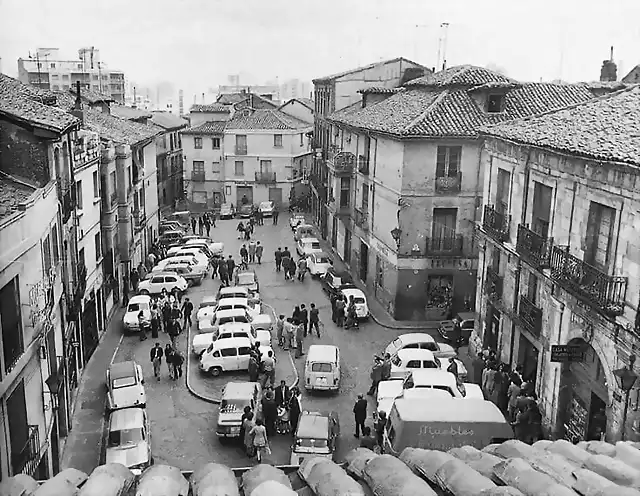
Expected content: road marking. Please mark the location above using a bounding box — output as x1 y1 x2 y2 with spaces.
110 334 125 365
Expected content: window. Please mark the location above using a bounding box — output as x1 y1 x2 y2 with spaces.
150 276 164 284
235 135 247 155
487 94 504 113
77 63 83 69
340 177 350 208
274 134 283 147
62 74 69 80
109 170 116 193
51 224 60 262
406 360 421 368
93 171 99 197
79 247 86 268
259 160 272 173
1 277 23 375
42 234 52 275
495 168 511 215
92 74 98 80
527 271 538 305
52 85 60 90
300 134 304 146
52 74 59 80
95 232 102 260
436 146 461 178
221 348 238 357
344 228 351 263
212 137 220 149
192 161 205 174
212 161 221 173
234 161 244 176
361 185 369 210
50 63 56 68
432 208 457 248
376 255 384 288
75 180 83 209
531 182 552 237
194 137 203 149
585 202 615 270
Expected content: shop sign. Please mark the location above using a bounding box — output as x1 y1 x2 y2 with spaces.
551 344 585 363
29 265 58 329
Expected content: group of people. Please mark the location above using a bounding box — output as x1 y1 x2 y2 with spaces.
240 382 302 462
191 212 216 238
274 303 322 358
239 241 265 267
273 247 308 282
330 293 359 329
149 341 184 381
353 394 386 453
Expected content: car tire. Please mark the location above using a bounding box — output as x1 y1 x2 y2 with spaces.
139 289 149 295
210 366 222 377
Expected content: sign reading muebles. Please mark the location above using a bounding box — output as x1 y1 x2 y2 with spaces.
551 344 585 363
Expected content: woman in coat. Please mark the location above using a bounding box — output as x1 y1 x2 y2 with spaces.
243 411 256 456
250 418 269 462
288 387 302 435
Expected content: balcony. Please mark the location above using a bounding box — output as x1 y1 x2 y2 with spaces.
134 210 146 232
435 172 462 193
336 202 351 217
485 266 504 303
517 224 552 269
72 131 100 168
191 171 205 182
426 234 464 256
60 187 75 224
235 144 248 155
518 294 542 337
358 156 370 175
73 264 87 307
255 171 277 184
483 204 510 243
549 246 628 317
354 208 369 231
12 425 40 477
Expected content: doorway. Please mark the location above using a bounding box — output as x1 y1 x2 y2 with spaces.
484 307 500 351
269 187 283 206
359 241 369 283
7 381 28 475
236 186 253 205
331 216 338 248
517 333 539 384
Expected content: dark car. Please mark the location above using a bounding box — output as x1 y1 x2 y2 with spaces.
321 268 356 298
438 312 476 346
237 204 255 218
290 410 340 465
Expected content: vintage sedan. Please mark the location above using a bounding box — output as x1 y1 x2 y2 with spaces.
438 312 476 346
122 295 152 333
321 268 356 298
234 269 260 295
290 411 340 466
390 349 468 381
237 204 255 218
296 237 322 257
106 360 146 410
340 287 369 319
197 297 261 323
137 273 188 296
384 333 457 360
198 308 272 335
290 214 306 230
307 251 332 277
216 382 261 438
257 201 275 217
219 203 235 219
152 262 205 286
105 408 152 475
192 322 271 356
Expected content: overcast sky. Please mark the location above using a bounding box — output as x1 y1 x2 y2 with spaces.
1 0 639 100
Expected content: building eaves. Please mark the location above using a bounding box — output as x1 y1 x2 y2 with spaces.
313 57 429 83
216 93 248 105
481 86 640 166
190 103 231 113
225 109 311 131
405 65 516 88
150 111 189 130
358 87 404 95
110 104 153 121
181 121 226 135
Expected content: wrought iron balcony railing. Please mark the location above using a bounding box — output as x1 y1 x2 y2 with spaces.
235 144 247 155
435 171 462 193
483 204 510 243
358 156 369 175
518 294 542 337
485 266 504 303
255 171 277 184
426 234 464 255
516 224 552 269
73 264 87 307
354 208 369 231
61 187 74 224
12 425 40 477
191 171 205 182
549 246 628 317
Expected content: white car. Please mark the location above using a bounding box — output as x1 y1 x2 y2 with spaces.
258 201 274 217
401 369 477 399
307 251 332 277
122 295 152 332
196 297 261 324
375 380 404 420
106 361 146 410
196 295 218 321
296 237 322 257
390 349 468 381
168 246 212 262
160 253 209 272
137 273 188 295
199 337 274 375
198 308 272 335
384 333 457 360
290 214 306 230
192 322 271 356
340 287 369 319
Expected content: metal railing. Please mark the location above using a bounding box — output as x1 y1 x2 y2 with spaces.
191 171 205 182
255 171 277 183
235 144 247 155
354 208 369 230
518 294 542 336
483 204 510 243
549 246 628 317
12 425 40 477
435 171 462 193
485 266 504 302
516 224 553 269
426 233 464 255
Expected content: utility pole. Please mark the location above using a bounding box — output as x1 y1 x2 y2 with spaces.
436 22 450 71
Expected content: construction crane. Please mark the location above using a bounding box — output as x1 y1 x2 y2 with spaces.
436 22 449 71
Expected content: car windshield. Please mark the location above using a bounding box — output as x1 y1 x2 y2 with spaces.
220 399 247 413
352 296 366 304
112 376 136 389
297 438 329 449
108 428 143 447
127 302 148 312
391 355 402 367
237 274 255 285
423 342 438 352
220 292 245 299
219 316 248 325
316 256 330 263
259 202 271 208
200 301 216 309
311 362 332 372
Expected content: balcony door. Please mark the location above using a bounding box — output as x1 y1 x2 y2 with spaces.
584 202 615 270
531 182 552 237
259 160 272 174
7 380 28 475
495 169 511 215
432 208 457 250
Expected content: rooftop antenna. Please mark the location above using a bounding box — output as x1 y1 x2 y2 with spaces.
436 22 450 71
98 61 103 93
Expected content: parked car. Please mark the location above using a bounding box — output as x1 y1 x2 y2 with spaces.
219 203 235 219
199 336 274 376
105 408 152 475
290 214 306 230
294 224 315 242
257 201 274 217
390 349 468 381
196 297 261 324
198 308 272 335
138 273 188 295
152 263 204 286
297 237 322 257
196 295 218 321
122 295 152 333
106 361 146 411
340 287 369 319
237 204 254 218
290 411 340 466
375 380 405 420
158 230 184 247
215 285 253 301
159 253 209 273
164 210 191 225
159 222 185 235
234 269 259 294
384 333 457 360
321 268 357 298
192 322 271 356
400 369 479 400
438 312 476 346
216 382 262 438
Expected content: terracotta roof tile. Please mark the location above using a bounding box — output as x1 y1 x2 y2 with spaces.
181 121 226 134
110 105 153 120
216 93 248 105
313 57 429 82
150 112 189 130
72 87 115 104
190 103 230 113
0 74 78 132
226 109 311 131
358 87 404 94
233 94 280 111
482 86 640 165
406 65 516 87
0 175 36 220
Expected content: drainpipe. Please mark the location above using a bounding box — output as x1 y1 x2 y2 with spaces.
551 302 565 436
567 182 578 250
370 137 378 232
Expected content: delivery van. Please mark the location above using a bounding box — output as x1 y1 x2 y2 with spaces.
383 397 513 455
304 345 340 392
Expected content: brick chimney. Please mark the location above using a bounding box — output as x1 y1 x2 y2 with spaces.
70 81 84 124
600 46 618 82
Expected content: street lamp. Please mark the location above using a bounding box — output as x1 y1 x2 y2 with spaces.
390 227 402 249
614 354 638 441
45 373 61 411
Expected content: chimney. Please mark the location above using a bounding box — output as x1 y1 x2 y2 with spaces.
202 92 205 104
70 81 84 124
132 86 138 109
600 46 617 82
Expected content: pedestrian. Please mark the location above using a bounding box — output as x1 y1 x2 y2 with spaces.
237 221 245 240
345 296 356 329
162 299 171 332
273 204 279 225
250 419 269 463
171 302 181 322
309 303 320 338
482 362 498 403
198 216 204 236
282 253 291 280
181 297 193 329
282 246 291 259
218 261 229 287
276 314 285 347
150 343 163 380
256 209 263 226
248 240 257 263
375 411 386 450
262 350 276 388
368 357 383 396
297 257 307 281
226 255 236 277
137 262 147 282
122 277 129 307
288 257 297 280
508 376 522 421
335 296 346 327
292 305 301 323
244 222 252 240
360 426 377 450
295 319 304 358
381 353 392 382
150 304 160 338
168 319 180 347
255 241 263 264
285 318 295 350
240 244 248 264
211 211 217 228
191 217 197 234
147 251 157 269
173 349 184 378
300 304 309 337
138 311 148 341
275 379 291 408
261 389 278 435
288 387 302 435
205 218 211 238
248 353 260 382
330 293 337 323
447 357 459 379
243 411 256 456
240 405 252 444
164 343 174 378
211 255 219 279
274 247 283 272
353 394 368 438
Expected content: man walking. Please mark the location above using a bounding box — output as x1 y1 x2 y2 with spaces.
295 319 304 358
130 267 140 293
150 343 164 380
240 245 249 265
248 240 257 263
272 204 279 225
165 344 175 379
276 314 285 347
309 303 320 338
335 296 346 328
262 350 276 388
367 356 383 396
284 318 295 350
218 261 229 287
226 255 236 277
173 349 184 379
353 394 368 438
274 247 283 272
256 242 263 264
191 216 197 234
181 297 194 330
300 304 309 337
282 252 291 280
275 380 291 408
297 257 307 282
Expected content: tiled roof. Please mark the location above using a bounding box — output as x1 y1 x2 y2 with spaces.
0 175 36 220
296 97 315 109
0 74 79 132
330 82 597 138
406 65 516 88
181 121 226 135
216 93 248 105
578 81 629 91
226 109 311 131
313 57 428 82
233 94 279 111
358 87 404 95
622 65 640 84
72 87 114 104
482 86 640 165
110 105 153 121
190 103 231 113
150 112 188 130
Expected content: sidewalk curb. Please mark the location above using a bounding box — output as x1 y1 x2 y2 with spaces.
185 303 299 404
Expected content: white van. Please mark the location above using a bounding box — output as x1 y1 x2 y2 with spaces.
199 336 273 377
304 345 340 392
